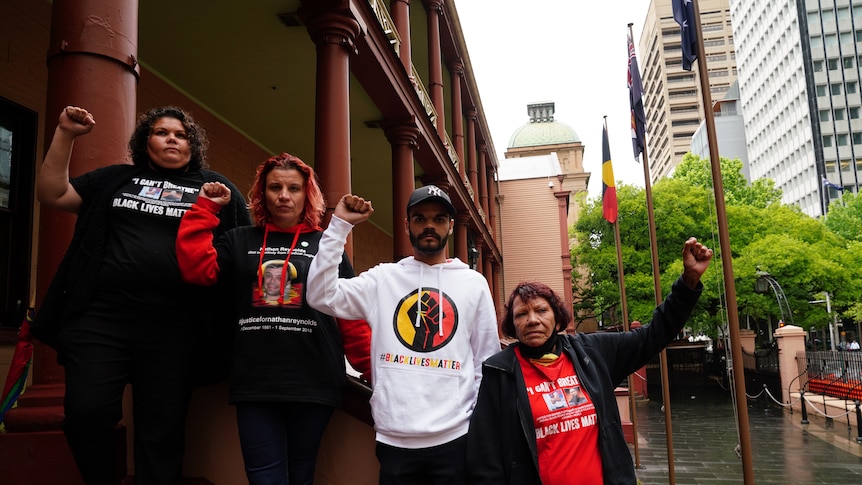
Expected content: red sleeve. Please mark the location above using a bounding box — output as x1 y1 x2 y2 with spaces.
176 197 223 286
337 318 372 383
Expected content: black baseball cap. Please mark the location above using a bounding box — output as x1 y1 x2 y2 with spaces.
406 185 457 217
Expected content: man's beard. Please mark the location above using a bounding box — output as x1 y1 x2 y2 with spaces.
409 229 447 255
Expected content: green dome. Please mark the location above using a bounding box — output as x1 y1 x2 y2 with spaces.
508 120 580 148
507 101 580 148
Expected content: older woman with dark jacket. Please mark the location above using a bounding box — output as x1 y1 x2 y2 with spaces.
466 238 712 485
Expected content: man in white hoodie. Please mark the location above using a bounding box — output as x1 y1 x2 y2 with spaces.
307 185 501 485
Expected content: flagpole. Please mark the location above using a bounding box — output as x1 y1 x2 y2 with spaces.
688 1 755 483
628 22 675 483
603 115 640 467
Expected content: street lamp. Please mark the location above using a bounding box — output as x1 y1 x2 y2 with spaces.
754 271 794 331
809 292 839 351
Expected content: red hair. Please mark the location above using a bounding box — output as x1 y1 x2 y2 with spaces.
248 153 325 228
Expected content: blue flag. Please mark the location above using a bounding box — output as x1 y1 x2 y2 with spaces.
822 177 845 192
673 0 698 71
628 31 647 161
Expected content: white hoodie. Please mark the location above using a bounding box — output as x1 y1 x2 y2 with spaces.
307 216 501 449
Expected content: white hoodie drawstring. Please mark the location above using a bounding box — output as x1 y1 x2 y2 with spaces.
415 263 446 337
415 265 424 328
438 265 444 336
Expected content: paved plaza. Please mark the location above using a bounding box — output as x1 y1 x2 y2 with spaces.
631 387 862 484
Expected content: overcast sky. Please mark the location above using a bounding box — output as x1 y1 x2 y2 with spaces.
456 0 653 199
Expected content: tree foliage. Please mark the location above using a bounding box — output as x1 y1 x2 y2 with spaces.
572 155 861 340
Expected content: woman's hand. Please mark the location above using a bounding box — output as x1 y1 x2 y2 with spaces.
682 237 713 289
58 106 95 138
198 182 231 206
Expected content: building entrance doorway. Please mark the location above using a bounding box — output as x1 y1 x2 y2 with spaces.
0 98 36 327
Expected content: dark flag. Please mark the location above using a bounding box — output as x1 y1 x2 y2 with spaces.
628 31 647 161
673 0 698 70
822 177 845 192
602 126 618 224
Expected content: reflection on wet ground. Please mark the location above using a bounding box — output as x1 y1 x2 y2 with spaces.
631 387 862 484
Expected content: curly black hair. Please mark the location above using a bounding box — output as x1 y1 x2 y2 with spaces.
128 106 208 170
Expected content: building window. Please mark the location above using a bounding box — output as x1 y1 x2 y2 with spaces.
851 107 860 119
825 161 836 172
835 108 846 120
847 82 857 94
838 134 849 146
831 83 842 95
829 58 840 70
817 85 827 96
853 133 862 144
845 57 855 68
820 110 830 121
814 60 824 72
824 135 833 147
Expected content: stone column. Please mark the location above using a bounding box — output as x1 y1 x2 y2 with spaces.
554 189 573 313
391 0 412 74
739 328 757 354
0 0 139 482
305 11 360 258
774 325 807 403
448 59 465 176
385 122 419 261
478 144 489 220
454 214 469 263
424 0 446 139
466 109 477 199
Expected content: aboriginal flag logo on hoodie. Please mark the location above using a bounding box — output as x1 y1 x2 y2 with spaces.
393 288 458 352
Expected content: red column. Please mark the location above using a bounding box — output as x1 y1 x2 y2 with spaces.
391 0 412 75
490 260 500 315
385 123 419 261
305 12 360 258
448 60 465 178
555 188 574 332
454 214 469 263
478 144 489 222
0 1 139 483
466 109 478 202
425 0 446 139
474 235 484 276
487 167 498 240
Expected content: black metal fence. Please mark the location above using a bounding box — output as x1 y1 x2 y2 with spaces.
802 350 862 400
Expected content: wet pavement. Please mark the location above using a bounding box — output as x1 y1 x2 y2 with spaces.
630 387 862 484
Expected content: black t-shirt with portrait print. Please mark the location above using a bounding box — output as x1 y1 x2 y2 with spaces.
71 167 204 313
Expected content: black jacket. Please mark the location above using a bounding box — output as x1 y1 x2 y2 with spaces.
466 277 702 484
32 163 250 352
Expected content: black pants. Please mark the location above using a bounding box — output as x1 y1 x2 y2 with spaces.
375 435 467 485
58 313 195 485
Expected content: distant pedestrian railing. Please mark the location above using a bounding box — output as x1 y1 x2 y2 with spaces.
803 350 862 401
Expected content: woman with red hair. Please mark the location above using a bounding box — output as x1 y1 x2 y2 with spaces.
176 153 370 485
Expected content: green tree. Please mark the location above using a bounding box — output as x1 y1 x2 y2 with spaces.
572 157 859 341
824 191 862 242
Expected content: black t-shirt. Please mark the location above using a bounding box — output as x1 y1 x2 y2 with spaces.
73 168 203 312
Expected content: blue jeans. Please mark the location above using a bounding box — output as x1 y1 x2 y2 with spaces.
235 402 334 485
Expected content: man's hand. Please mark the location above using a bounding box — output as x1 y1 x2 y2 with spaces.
334 194 374 225
682 237 713 289
58 106 95 138
198 182 231 207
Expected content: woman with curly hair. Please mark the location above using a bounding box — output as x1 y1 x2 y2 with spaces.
34 105 251 484
176 153 370 485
